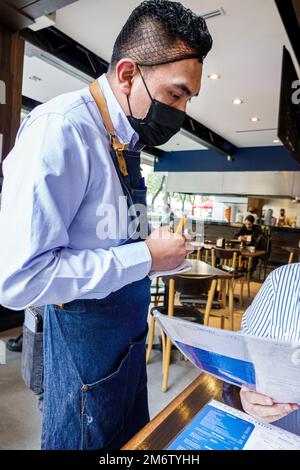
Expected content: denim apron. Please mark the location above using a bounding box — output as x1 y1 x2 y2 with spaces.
41 84 151 450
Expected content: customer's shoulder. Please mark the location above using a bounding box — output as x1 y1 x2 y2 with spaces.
269 263 300 286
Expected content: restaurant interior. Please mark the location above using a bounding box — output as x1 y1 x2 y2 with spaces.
0 0 300 452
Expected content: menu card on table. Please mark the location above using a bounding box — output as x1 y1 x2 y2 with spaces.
166 400 300 450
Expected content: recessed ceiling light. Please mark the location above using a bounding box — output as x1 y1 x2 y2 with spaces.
273 139 280 143
208 74 221 80
233 98 243 105
250 116 260 122
29 75 42 82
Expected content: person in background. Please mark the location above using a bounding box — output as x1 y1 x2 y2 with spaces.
234 215 263 247
277 208 290 227
264 208 276 226
161 203 174 227
240 263 300 435
234 215 264 273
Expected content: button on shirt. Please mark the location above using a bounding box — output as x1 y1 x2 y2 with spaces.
0 74 152 310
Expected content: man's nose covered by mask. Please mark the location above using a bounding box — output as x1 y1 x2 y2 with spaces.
127 70 186 147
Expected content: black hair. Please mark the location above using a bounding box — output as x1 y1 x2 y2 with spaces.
245 215 255 224
110 0 213 68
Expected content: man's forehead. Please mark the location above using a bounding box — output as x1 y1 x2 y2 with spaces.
166 61 202 94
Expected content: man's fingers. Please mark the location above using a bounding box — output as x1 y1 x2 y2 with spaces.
247 403 294 419
242 390 273 406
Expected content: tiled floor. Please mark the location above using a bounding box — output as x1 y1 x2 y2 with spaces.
0 280 262 449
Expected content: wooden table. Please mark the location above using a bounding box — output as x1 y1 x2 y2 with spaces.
198 245 266 288
122 373 223 450
282 246 300 264
179 259 235 279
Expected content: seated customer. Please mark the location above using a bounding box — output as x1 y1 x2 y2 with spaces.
234 215 264 273
240 263 300 434
234 215 263 247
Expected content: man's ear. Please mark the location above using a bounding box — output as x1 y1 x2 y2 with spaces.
115 59 138 96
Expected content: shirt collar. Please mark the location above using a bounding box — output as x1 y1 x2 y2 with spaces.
97 74 140 150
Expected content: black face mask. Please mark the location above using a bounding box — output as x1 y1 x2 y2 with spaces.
127 70 186 147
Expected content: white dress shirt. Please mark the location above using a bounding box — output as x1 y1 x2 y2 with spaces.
0 74 152 310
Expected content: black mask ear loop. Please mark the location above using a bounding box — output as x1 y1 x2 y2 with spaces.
127 65 153 117
137 66 153 101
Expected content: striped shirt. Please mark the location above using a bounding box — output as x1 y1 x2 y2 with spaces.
242 263 300 435
242 263 300 342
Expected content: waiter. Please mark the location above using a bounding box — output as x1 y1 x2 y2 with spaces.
0 0 212 449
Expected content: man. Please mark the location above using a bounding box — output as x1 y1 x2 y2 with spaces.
161 203 174 226
264 208 276 226
0 0 212 449
234 215 264 273
240 263 300 435
277 208 290 227
234 215 263 247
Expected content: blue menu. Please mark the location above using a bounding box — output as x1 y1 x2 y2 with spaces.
176 341 256 389
167 402 255 450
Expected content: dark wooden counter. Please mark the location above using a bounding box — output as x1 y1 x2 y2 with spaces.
203 221 300 267
122 373 223 450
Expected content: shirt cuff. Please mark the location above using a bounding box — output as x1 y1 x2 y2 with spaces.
111 241 152 281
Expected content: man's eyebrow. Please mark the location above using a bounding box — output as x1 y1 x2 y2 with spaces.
173 83 199 97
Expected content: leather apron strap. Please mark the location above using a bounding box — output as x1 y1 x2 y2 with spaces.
89 80 128 177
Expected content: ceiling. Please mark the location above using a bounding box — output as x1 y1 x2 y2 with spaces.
23 52 89 104
22 0 299 151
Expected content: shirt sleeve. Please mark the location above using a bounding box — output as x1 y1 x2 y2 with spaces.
0 113 152 310
234 228 242 238
241 272 275 337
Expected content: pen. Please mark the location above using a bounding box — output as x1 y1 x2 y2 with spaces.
175 216 186 235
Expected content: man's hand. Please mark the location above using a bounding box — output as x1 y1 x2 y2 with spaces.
145 226 193 272
240 387 299 423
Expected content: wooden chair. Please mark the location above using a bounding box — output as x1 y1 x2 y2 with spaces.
150 276 165 306
149 274 218 392
288 251 295 264
146 277 165 364
211 248 246 307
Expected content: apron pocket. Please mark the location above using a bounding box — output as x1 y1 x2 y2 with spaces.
80 328 148 450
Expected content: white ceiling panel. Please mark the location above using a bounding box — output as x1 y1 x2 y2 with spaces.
54 0 299 148
23 0 299 150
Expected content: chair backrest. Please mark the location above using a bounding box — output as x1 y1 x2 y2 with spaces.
174 275 213 296
211 248 238 269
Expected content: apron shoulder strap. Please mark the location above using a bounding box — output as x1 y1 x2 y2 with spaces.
89 80 128 176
